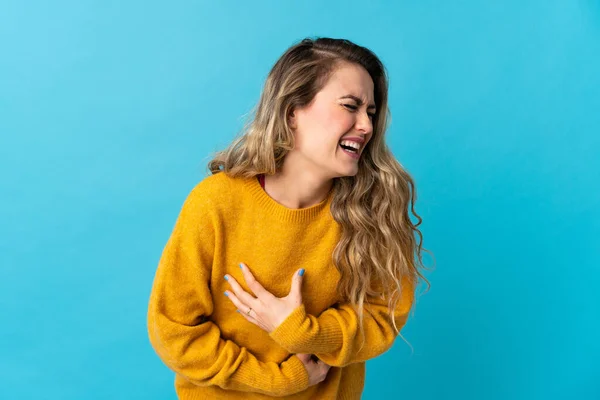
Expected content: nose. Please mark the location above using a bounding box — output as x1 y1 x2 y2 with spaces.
355 111 373 136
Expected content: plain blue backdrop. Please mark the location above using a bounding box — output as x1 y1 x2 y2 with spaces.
1 1 598 399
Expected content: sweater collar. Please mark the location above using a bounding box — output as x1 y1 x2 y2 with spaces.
245 175 335 224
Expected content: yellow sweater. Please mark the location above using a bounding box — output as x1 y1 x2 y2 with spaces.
147 172 415 399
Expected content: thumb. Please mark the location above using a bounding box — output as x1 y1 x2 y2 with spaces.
289 268 305 301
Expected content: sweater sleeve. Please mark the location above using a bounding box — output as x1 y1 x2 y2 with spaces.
268 276 415 368
147 182 309 396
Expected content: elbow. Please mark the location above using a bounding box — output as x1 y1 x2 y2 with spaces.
147 316 178 368
147 309 192 370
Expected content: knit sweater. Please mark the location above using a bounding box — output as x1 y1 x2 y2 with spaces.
147 172 415 399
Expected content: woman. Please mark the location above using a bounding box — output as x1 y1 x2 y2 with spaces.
147 37 429 399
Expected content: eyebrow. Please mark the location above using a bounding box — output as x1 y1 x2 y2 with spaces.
339 95 377 111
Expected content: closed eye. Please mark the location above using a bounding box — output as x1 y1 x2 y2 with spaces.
344 104 376 120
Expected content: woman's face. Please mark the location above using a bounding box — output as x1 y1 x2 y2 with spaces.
289 61 376 179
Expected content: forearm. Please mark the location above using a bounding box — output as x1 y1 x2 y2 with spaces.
269 279 414 367
148 305 309 396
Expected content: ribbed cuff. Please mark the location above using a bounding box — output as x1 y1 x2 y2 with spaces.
281 354 310 392
269 304 309 348
225 347 310 396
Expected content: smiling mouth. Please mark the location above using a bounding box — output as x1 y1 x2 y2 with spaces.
339 143 359 153
338 143 361 159
338 139 362 153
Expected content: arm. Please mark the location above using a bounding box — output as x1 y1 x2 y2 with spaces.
147 183 309 396
268 276 415 368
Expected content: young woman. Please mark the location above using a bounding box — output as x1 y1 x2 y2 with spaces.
147 37 429 399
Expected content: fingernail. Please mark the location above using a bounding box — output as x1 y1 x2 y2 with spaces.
299 269 305 276
224 275 229 281
239 263 243 269
236 309 240 313
224 291 228 297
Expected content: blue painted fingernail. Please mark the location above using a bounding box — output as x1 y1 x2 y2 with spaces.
224 291 228 297
224 275 229 281
299 269 305 276
236 309 240 313
239 263 243 269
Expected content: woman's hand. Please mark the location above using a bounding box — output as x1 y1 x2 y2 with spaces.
296 353 331 387
224 263 304 333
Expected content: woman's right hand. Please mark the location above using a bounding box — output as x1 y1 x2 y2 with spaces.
296 353 331 387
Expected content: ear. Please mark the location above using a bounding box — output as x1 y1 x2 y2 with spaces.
288 109 297 129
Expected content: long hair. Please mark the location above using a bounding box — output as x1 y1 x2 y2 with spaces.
208 37 431 346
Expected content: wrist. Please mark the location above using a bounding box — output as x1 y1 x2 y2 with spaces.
281 354 310 392
269 304 307 350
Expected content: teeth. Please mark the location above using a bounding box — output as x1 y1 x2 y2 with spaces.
340 140 361 151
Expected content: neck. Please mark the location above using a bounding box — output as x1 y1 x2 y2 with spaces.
264 157 333 209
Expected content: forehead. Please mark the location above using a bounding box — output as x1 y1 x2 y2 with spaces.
320 62 375 103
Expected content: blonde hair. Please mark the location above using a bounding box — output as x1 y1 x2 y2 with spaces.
208 37 431 347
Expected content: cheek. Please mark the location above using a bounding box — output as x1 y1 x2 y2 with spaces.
321 107 354 132
296 107 354 151
313 109 355 148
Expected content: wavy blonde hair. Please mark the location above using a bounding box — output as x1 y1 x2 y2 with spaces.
208 37 431 346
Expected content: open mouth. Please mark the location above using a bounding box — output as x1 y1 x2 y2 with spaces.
339 140 361 155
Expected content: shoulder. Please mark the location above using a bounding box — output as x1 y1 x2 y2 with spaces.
190 171 232 196
184 171 246 212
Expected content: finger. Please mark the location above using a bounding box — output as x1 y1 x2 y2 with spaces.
239 263 275 300
319 363 331 378
289 268 305 302
227 292 266 329
224 290 251 314
225 275 257 305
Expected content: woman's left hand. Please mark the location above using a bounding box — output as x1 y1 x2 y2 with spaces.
224 263 305 333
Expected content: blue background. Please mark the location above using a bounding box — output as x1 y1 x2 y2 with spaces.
1 1 598 399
